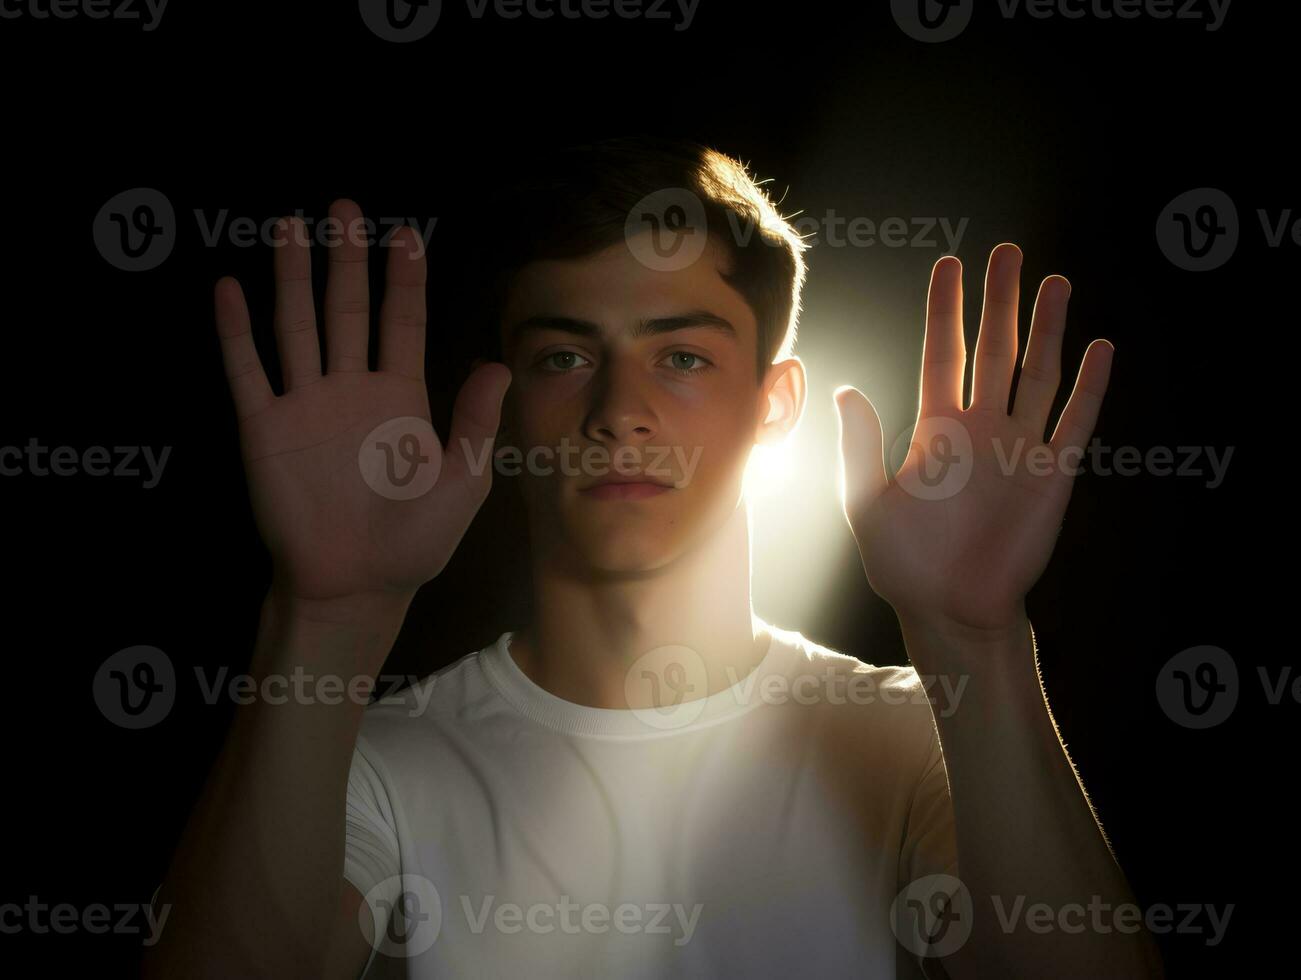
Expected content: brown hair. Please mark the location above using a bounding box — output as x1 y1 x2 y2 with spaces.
473 135 810 380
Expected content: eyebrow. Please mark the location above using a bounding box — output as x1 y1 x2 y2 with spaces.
507 310 737 344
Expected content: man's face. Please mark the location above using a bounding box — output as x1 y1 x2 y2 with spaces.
497 233 776 574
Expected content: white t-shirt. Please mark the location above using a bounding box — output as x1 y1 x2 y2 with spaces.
343 622 959 979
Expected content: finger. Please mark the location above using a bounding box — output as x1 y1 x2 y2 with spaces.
919 256 966 416
439 361 513 502
1012 275 1071 438
1049 339 1114 467
834 385 889 524
377 224 427 381
213 276 275 421
323 198 371 374
969 243 1022 413
271 216 323 390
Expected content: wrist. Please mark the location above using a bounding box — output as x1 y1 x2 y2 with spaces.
255 586 414 675
265 578 418 628
894 598 1030 645
896 605 1036 677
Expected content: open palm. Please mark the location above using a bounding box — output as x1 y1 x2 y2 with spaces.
214 200 511 603
835 244 1113 634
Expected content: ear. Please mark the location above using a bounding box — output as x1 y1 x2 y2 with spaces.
755 356 807 447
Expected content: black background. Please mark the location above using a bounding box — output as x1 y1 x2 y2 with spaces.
0 1 1285 976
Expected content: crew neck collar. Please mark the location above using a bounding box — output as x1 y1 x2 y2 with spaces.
478 623 799 739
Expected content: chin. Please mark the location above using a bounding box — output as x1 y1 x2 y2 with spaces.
569 525 686 575
596 549 680 576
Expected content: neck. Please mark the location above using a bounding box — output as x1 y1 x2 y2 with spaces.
511 502 769 710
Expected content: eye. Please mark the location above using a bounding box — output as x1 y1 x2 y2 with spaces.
538 350 593 373
662 351 713 374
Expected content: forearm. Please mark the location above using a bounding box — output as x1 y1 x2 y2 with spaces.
142 588 412 980
899 614 1165 980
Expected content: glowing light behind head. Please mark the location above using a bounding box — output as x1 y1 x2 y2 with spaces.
745 307 924 629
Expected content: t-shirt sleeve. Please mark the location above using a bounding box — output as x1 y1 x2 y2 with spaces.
897 723 961 979
343 737 403 978
900 726 959 883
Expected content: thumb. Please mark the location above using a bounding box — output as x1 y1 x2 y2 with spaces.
442 361 513 495
834 385 888 520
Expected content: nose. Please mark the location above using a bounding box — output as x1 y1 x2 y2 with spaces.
582 355 659 445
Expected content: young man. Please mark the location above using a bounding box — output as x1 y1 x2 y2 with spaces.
143 137 1165 979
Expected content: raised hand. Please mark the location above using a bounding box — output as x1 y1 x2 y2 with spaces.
834 243 1113 638
213 199 511 605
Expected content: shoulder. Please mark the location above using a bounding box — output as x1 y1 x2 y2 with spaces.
766 626 945 803
353 641 498 748
774 624 935 703
767 625 941 744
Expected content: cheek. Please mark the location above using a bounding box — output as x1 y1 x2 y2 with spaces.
678 413 757 486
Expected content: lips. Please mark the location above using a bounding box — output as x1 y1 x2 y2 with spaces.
578 474 675 500
581 482 673 500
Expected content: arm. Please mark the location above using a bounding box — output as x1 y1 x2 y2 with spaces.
899 611 1165 980
835 244 1163 979
143 589 409 980
142 200 511 980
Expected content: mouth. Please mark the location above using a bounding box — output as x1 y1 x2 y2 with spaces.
578 477 675 501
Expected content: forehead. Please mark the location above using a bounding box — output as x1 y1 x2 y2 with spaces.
499 233 757 347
